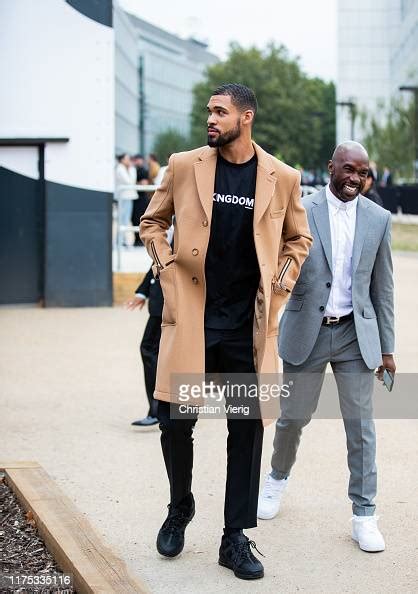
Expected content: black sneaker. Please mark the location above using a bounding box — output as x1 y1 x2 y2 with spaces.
156 494 195 557
218 533 264 580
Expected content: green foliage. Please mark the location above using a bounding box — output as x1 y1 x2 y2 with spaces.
190 43 336 169
153 129 191 162
363 98 415 181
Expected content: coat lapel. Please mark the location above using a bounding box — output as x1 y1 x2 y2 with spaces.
193 146 217 222
351 196 371 274
312 189 333 271
253 143 277 224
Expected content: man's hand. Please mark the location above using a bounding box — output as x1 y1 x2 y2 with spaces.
125 296 146 310
376 354 396 381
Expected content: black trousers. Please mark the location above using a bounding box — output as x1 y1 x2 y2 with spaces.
140 315 161 418
157 322 264 529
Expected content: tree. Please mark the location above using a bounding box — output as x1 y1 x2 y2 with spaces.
190 43 335 170
153 129 191 163
362 98 415 181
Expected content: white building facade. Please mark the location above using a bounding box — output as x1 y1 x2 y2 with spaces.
126 12 218 155
114 6 140 155
337 0 418 143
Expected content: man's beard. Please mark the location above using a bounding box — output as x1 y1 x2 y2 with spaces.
207 120 241 147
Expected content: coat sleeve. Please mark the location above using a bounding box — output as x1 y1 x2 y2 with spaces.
139 155 175 277
370 212 395 354
274 173 313 295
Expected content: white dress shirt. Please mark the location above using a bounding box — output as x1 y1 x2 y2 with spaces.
325 184 358 318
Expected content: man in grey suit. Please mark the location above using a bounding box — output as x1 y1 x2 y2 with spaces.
258 142 396 552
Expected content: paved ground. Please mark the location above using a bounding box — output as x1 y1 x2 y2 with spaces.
1 253 417 594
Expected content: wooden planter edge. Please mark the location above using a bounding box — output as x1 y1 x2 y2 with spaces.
0 461 148 594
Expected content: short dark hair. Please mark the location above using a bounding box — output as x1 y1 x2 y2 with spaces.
212 83 258 116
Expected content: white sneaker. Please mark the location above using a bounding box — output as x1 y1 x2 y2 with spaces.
257 474 288 520
351 515 385 552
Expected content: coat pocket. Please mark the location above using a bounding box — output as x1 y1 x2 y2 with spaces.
285 299 303 312
362 305 376 319
159 264 177 325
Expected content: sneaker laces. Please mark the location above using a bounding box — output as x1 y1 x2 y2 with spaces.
233 539 265 565
162 505 190 533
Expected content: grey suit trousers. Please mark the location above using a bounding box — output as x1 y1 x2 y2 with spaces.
271 318 377 516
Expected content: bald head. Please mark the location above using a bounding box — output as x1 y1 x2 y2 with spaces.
328 142 369 202
331 141 369 163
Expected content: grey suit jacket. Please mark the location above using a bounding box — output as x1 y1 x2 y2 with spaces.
279 188 394 369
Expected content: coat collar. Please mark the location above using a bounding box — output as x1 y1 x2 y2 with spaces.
193 142 277 223
311 187 371 273
195 142 276 173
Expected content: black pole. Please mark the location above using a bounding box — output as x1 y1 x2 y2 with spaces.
350 104 356 141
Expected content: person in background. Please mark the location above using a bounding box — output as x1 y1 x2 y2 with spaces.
363 170 383 206
115 154 137 246
147 153 161 183
126 267 162 427
380 166 393 187
131 154 150 247
369 160 379 184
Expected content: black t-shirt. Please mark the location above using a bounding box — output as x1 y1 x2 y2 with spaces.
204 153 260 329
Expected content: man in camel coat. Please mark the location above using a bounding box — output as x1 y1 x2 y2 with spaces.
140 83 312 580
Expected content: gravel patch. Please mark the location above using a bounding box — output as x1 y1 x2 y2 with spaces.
0 473 75 593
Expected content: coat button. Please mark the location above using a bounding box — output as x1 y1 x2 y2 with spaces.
326 282 331 288
192 248 199 256
202 220 208 227
319 306 325 312
192 277 199 284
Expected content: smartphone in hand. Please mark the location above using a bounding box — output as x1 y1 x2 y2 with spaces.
382 369 394 392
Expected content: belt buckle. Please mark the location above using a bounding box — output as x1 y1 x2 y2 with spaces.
325 315 340 325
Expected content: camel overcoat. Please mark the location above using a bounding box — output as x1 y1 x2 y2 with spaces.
139 142 312 423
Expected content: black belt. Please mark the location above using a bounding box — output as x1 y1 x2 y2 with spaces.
322 312 354 326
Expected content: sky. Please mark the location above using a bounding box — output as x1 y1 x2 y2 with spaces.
119 0 337 82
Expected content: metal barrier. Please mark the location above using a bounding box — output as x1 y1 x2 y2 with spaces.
114 184 157 271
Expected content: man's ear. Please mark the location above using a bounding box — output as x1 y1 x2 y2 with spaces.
242 110 255 126
327 159 333 175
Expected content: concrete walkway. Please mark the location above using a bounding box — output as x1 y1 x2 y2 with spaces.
1 253 417 593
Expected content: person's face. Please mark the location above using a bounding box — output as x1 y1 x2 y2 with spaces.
206 95 245 147
133 157 144 167
328 149 369 202
121 154 131 167
363 175 373 193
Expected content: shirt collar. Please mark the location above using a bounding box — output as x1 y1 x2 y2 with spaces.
326 184 358 212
